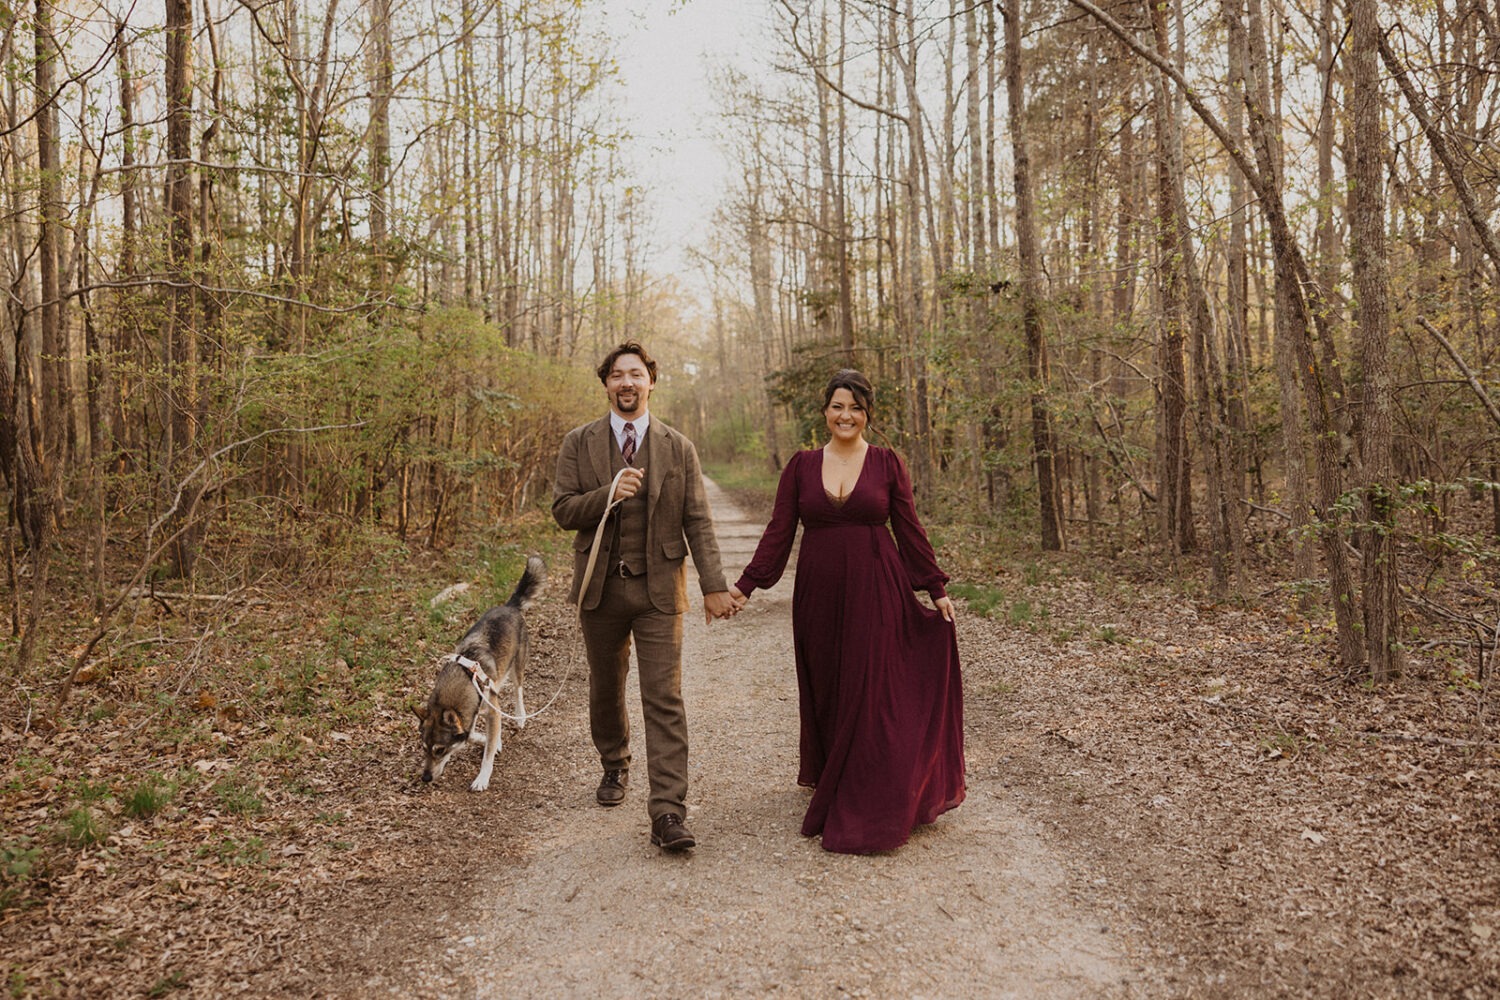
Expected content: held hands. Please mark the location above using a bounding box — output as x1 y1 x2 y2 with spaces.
612 467 646 502
703 589 746 624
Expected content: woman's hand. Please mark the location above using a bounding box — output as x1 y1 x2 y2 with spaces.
934 595 955 622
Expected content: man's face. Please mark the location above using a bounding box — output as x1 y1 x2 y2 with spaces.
605 352 653 417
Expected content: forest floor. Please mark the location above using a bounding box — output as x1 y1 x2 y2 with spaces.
3 480 1499 998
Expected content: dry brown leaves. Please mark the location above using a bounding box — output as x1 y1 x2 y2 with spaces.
957 556 1500 998
3 522 1498 998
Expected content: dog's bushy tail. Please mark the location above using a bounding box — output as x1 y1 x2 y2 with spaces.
507 554 547 610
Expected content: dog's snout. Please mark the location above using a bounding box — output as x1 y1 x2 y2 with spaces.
421 771 433 783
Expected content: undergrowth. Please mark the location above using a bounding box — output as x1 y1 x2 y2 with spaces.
0 506 567 905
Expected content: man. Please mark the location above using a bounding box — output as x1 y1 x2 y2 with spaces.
552 342 739 852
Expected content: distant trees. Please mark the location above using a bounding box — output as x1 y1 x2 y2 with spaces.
700 0 1500 678
1 0 654 682
4 0 1499 685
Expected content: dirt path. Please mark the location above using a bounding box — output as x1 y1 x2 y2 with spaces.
396 480 1155 998
11 476 1494 996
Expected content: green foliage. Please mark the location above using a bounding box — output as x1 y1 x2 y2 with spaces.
1007 599 1038 625
1 837 45 914
1095 624 1126 645
72 778 112 804
146 971 189 997
211 773 265 817
3 753 54 794
273 657 323 718
57 807 109 848
483 544 533 599
702 459 780 494
198 836 268 868
123 774 178 820
947 582 1005 618
1259 730 1312 760
763 340 867 447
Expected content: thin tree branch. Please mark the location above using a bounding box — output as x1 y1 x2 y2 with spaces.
50 421 366 723
1416 316 1500 432
1377 29 1500 280
775 0 911 126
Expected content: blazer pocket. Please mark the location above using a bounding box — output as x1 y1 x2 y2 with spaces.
660 537 687 560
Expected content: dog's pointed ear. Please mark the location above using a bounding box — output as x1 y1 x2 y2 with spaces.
412 704 430 722
441 708 464 730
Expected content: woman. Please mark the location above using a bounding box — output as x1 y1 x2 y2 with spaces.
730 369 966 854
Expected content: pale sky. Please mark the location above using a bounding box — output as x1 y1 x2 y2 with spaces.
608 0 778 295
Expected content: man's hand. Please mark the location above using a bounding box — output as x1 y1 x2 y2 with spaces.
612 467 645 502
703 590 741 624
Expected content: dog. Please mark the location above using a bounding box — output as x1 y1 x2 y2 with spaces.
414 555 545 791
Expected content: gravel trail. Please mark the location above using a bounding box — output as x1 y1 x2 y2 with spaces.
449 479 1146 998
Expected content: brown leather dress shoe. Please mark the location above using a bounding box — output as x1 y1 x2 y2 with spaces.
595 769 627 807
650 812 696 851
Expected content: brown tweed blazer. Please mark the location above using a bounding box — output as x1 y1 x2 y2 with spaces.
552 414 728 614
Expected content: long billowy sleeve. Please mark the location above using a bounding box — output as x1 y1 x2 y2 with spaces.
733 452 805 597
887 449 949 600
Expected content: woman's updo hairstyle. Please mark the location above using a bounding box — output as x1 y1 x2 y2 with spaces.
822 368 875 418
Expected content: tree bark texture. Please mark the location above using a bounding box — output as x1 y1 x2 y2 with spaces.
1004 0 1064 551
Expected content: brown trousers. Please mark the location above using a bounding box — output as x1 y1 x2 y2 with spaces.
579 572 688 821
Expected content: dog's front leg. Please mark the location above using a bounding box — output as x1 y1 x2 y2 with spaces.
470 709 501 791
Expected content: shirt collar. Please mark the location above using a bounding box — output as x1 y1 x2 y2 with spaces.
610 411 649 442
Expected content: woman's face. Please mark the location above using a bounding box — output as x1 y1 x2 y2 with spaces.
824 388 868 444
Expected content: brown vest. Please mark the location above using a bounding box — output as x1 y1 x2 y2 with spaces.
609 434 648 576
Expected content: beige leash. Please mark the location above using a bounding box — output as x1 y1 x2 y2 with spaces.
574 467 630 607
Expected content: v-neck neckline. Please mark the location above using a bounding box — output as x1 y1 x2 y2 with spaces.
820 446 869 503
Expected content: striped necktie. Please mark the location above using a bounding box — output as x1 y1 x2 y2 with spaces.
622 422 637 466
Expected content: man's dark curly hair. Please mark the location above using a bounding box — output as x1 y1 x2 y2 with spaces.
596 341 659 385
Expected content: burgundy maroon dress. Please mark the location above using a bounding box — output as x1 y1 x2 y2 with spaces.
735 447 966 853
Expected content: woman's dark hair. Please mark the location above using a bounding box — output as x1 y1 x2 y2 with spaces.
822 368 875 418
596 341 659 384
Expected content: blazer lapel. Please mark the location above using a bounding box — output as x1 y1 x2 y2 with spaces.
645 419 666 505
587 416 613 487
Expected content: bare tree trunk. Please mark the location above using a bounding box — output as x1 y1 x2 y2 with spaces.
747 158 782 471
1377 31 1500 279
1349 0 1403 681
461 0 477 306
1222 0 1252 505
163 0 202 579
898 0 933 487
369 0 392 285
1147 0 1192 555
834 0 855 360
35 0 63 506
1242 0 1363 669
964 0 989 493
1157 2 1242 594
1004 0 1063 551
